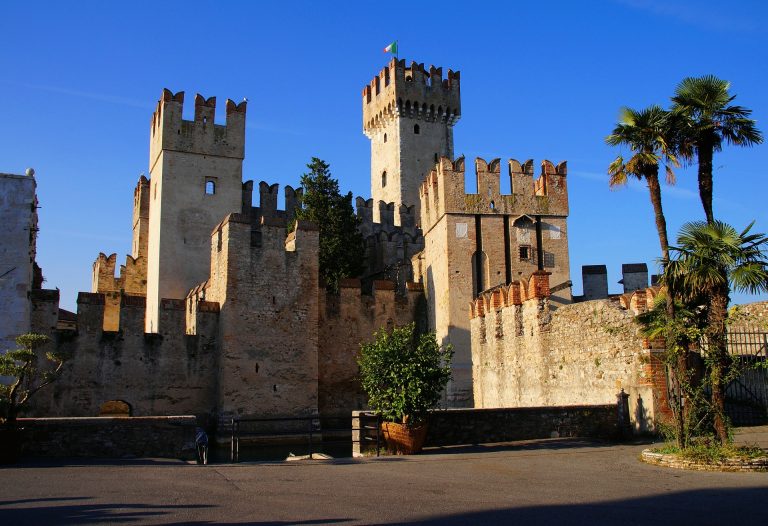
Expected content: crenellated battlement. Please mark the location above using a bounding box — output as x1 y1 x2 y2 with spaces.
363 58 461 137
249 181 303 226
92 253 119 293
355 197 420 233
149 88 246 164
469 271 552 320
419 156 568 232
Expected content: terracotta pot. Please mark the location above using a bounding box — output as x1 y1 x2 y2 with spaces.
381 421 428 454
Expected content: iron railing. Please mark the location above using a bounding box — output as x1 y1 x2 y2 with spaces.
230 414 381 462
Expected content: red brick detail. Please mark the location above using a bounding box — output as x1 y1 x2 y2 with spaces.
530 271 551 299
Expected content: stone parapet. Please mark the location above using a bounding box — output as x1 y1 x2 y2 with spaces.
19 416 197 460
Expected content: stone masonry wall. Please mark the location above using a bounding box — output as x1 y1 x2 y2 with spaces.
318 280 424 417
19 416 197 460
0 172 37 353
353 404 621 456
471 282 660 433
202 214 320 423
29 291 219 421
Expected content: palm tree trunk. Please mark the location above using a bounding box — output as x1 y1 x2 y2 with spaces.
697 143 715 224
647 173 689 447
646 174 670 262
707 287 730 444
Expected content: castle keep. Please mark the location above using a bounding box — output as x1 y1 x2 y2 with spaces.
23 58 678 432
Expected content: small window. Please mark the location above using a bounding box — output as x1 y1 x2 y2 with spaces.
381 171 387 188
383 133 387 143
434 153 438 163
544 252 555 268
205 180 215 195
414 124 420 134
519 245 531 261
405 75 413 82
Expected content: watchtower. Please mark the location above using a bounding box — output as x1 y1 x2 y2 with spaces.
363 59 460 224
145 89 248 332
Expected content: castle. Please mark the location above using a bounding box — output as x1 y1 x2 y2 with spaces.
22 59 680 431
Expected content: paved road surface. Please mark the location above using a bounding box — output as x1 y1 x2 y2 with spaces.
1 435 767 525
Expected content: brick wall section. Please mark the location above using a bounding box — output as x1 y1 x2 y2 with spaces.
18 416 196 459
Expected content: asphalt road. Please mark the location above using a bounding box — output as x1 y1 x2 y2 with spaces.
1 437 767 525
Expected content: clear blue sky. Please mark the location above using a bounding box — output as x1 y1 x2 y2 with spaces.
2 0 767 310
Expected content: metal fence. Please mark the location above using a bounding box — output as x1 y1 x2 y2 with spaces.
230 415 381 462
724 329 768 426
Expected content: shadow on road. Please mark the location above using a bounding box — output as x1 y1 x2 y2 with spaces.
420 436 654 456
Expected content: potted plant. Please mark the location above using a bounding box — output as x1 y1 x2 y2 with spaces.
358 323 452 454
0 333 66 464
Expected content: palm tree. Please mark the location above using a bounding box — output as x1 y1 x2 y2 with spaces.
606 106 690 446
665 221 768 444
671 75 763 224
606 105 680 262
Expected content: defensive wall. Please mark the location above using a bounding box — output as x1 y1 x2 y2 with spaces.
31 211 424 425
0 172 38 353
470 274 669 433
356 197 424 293
318 279 425 417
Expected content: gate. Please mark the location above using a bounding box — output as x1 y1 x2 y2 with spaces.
725 328 768 426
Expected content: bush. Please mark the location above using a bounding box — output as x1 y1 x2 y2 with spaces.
358 323 452 426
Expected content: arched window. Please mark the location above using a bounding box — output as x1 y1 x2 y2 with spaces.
383 133 387 143
381 171 387 188
205 180 215 195
414 124 420 134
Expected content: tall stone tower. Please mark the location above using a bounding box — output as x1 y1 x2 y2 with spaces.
145 89 247 332
416 157 571 406
363 59 460 223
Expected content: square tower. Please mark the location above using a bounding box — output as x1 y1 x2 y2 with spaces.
145 90 247 332
363 59 460 224
417 157 571 406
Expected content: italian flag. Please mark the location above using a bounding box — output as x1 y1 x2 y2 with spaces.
383 41 398 54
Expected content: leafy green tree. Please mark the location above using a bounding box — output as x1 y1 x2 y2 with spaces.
358 323 453 426
293 158 365 292
1 333 66 427
671 75 763 223
665 221 768 444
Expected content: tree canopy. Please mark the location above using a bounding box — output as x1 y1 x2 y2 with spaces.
293 157 365 292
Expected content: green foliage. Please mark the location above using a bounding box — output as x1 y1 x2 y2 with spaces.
358 323 453 426
652 440 766 463
605 105 681 188
671 75 763 223
293 157 365 293
652 221 768 444
0 333 68 426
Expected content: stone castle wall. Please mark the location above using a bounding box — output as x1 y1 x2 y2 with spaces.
471 280 664 432
318 279 425 417
29 290 219 420
0 172 37 353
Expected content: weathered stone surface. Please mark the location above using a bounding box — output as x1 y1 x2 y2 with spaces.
352 405 619 456
471 289 661 433
0 172 37 352
19 416 196 459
